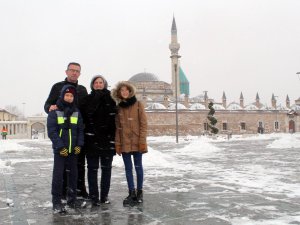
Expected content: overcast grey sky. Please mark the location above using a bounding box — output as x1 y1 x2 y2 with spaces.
1 0 300 116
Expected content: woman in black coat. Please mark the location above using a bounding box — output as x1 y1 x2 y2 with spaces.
81 75 117 206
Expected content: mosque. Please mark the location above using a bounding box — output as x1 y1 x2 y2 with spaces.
1 17 300 138
126 17 300 135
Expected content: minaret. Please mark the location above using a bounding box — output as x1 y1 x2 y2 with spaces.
255 93 260 108
240 92 244 108
271 93 277 109
204 91 209 108
222 91 227 108
286 95 290 108
169 16 181 97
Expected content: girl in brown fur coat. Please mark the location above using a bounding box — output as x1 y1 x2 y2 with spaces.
111 81 147 205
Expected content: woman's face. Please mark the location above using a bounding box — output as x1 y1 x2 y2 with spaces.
93 77 105 90
120 86 130 99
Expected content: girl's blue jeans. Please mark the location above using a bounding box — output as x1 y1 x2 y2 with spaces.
122 152 143 191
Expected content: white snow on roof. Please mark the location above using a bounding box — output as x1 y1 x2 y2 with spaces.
147 102 166 110
212 104 225 110
168 103 187 110
190 103 206 110
276 104 289 111
227 102 243 110
290 104 300 111
244 104 259 110
260 105 274 110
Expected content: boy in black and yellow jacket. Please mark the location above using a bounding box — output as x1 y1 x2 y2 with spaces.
47 85 84 213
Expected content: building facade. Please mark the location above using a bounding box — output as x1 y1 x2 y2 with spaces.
127 17 300 136
2 17 299 138
0 109 27 136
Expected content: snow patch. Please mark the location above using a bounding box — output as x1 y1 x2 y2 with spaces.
267 134 300 148
6 198 14 207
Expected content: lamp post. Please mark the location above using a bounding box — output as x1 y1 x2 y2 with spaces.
174 63 179 143
296 72 300 80
274 96 278 132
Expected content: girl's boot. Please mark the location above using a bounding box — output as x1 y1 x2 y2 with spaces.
136 189 143 203
123 190 137 206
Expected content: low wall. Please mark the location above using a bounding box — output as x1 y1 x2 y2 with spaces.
145 110 296 136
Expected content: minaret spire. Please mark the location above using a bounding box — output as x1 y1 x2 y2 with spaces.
240 92 244 108
286 95 290 108
271 93 277 109
171 16 177 35
222 91 227 108
255 92 260 108
169 16 181 97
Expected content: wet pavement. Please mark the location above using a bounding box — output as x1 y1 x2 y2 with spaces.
0 137 300 225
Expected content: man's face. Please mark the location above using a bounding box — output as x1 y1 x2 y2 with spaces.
65 64 81 83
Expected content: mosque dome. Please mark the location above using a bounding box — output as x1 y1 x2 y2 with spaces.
147 103 167 110
291 104 300 111
227 102 243 110
190 103 206 110
276 105 289 111
129 72 160 82
212 104 225 110
244 104 259 110
260 105 274 110
168 103 187 110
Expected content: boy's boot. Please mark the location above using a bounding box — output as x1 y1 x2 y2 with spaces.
53 203 67 214
136 189 143 203
123 190 137 206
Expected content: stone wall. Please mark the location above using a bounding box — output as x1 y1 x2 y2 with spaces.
146 110 297 136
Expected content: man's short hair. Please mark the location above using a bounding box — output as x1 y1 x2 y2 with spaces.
67 62 81 70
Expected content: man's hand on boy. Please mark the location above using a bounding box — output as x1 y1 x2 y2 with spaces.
59 147 68 157
74 146 81 155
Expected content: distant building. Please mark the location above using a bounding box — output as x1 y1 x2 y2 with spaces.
2 17 300 137
126 17 300 135
0 108 27 136
0 108 17 121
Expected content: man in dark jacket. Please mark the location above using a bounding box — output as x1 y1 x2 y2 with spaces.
44 62 89 199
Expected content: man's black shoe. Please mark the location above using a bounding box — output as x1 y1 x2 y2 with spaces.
100 197 111 204
77 190 89 199
92 199 101 207
67 200 87 209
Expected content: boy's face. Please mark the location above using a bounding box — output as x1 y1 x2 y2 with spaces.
64 93 74 103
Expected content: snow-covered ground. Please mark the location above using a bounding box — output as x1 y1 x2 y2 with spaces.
0 133 300 224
